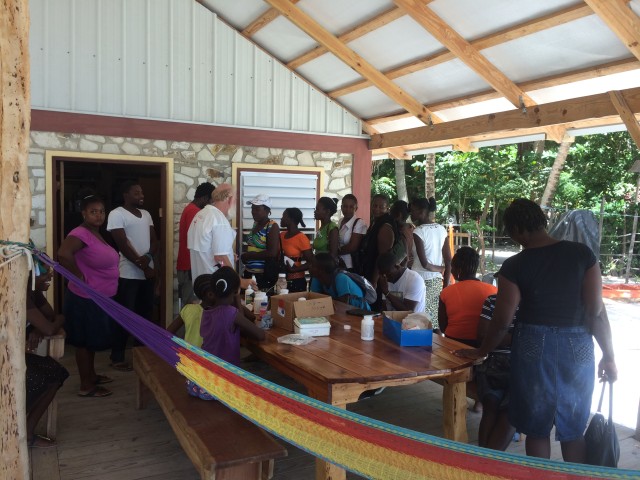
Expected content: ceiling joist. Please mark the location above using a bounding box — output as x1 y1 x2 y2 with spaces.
366 57 639 125
609 90 640 148
241 0 300 37
584 0 640 62
287 6 406 70
393 0 535 108
263 0 441 125
370 86 640 150
329 3 590 99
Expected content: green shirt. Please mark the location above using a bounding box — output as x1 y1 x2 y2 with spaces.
180 304 204 348
313 222 338 253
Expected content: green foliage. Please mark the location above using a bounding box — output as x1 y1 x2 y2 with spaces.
371 132 640 275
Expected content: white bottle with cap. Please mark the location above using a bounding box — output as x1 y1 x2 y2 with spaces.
361 315 374 341
254 292 267 318
276 273 288 295
244 278 255 307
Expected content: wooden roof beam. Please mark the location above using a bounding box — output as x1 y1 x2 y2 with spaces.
393 0 535 108
329 3 591 99
287 7 406 70
263 0 441 125
584 0 640 62
241 0 300 38
365 58 640 125
609 90 640 148
370 86 640 149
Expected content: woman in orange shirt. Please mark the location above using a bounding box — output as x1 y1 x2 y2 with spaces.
280 208 314 292
439 247 497 346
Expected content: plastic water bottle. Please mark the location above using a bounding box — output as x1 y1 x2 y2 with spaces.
254 292 268 318
361 315 374 341
276 273 287 295
244 284 255 307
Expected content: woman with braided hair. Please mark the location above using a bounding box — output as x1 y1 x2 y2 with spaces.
280 208 314 292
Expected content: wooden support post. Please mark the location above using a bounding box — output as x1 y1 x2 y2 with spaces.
0 0 32 478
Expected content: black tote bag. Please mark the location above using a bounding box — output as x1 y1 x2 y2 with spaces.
584 380 620 468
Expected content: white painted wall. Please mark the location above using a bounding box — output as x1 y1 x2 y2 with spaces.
29 0 363 137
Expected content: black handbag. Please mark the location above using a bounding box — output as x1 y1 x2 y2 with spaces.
584 380 619 468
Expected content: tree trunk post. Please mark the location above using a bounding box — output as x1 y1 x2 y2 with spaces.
394 159 408 202
625 175 640 283
0 0 31 478
540 135 574 208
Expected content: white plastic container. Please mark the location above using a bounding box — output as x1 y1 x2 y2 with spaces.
244 285 255 307
276 273 287 294
361 315 374 341
254 292 268 318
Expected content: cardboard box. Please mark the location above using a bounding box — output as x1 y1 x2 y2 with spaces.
271 292 335 331
383 311 432 347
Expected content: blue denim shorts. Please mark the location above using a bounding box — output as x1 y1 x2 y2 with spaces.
508 323 594 442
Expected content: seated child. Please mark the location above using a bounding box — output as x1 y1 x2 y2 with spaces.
166 274 214 348
438 247 497 346
310 253 370 310
190 267 265 400
25 263 69 448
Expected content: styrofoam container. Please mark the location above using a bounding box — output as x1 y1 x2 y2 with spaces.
293 318 331 337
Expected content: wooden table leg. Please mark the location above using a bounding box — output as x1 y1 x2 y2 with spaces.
442 381 468 443
308 388 347 480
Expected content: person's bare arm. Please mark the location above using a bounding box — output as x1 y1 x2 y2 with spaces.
441 237 452 288
379 275 418 311
110 228 145 267
328 226 339 259
57 235 87 280
582 264 617 381
27 302 64 338
454 275 519 359
234 295 265 341
149 225 159 256
339 231 364 255
213 255 233 268
438 299 448 333
288 248 314 273
166 314 185 336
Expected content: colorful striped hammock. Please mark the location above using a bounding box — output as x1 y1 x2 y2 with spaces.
37 252 639 480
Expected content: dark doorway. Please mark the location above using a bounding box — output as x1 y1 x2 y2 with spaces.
51 156 167 326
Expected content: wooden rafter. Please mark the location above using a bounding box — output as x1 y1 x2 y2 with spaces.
393 0 535 108
287 6 406 70
609 90 640 148
366 57 639 125
263 0 441 124
329 3 591 99
584 0 640 62
370 86 640 149
241 0 300 37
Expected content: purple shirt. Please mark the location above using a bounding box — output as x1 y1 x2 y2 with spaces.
67 226 120 298
200 305 240 366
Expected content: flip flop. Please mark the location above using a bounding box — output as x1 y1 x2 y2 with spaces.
78 386 112 398
95 374 114 385
28 434 56 449
110 362 133 372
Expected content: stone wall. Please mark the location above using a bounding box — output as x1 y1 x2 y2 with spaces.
28 131 353 310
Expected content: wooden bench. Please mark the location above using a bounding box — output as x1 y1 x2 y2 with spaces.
134 347 287 480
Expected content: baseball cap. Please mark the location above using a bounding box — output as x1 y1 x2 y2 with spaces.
246 194 272 208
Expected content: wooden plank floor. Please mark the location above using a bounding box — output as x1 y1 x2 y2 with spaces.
31 347 640 480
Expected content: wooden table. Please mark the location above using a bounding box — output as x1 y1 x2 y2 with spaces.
246 301 476 480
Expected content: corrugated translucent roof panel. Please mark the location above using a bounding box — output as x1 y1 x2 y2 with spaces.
482 15 632 84
296 53 364 92
429 0 581 41
252 16 318 63
436 97 516 122
200 0 269 31
395 59 491 106
338 86 404 120
298 0 393 35
348 16 444 72
29 0 363 137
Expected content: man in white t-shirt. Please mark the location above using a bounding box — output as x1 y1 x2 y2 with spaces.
187 183 237 281
377 252 426 313
106 180 158 371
